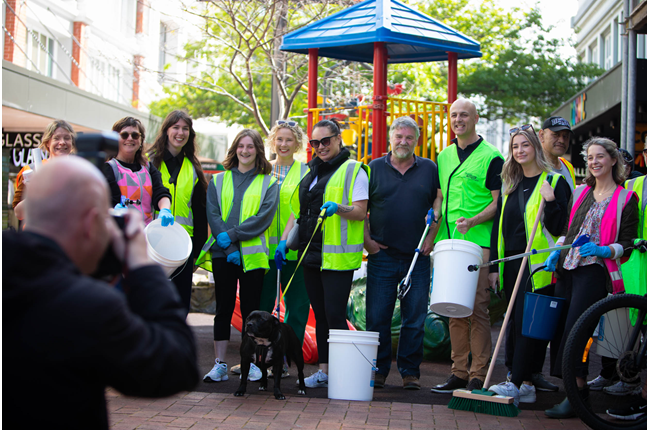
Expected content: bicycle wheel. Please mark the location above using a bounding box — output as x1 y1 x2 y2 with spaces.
563 294 647 430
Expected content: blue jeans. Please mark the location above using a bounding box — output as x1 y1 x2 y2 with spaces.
366 250 430 378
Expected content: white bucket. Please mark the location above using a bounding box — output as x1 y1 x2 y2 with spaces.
144 218 192 277
327 330 379 401
429 239 483 318
595 306 635 358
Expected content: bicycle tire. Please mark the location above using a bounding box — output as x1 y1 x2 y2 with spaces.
563 294 647 430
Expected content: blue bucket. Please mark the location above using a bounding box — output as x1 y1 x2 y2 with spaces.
522 292 566 340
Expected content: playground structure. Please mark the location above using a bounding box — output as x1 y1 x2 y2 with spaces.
281 0 483 163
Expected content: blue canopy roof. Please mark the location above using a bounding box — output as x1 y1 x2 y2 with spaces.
280 0 482 63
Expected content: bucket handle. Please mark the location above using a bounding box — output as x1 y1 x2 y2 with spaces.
351 342 379 371
169 257 190 280
450 225 465 249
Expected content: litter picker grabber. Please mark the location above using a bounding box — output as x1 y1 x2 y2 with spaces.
467 234 591 272
397 209 434 301
448 199 546 416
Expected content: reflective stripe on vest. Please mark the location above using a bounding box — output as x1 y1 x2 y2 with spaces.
435 140 503 247
321 160 369 271
559 157 576 190
107 159 154 224
158 157 198 236
569 185 633 293
625 176 647 239
497 173 561 291
267 162 309 261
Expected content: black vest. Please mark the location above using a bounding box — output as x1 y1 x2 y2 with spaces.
297 148 351 269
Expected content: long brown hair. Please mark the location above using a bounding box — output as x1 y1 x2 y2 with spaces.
111 117 148 166
581 137 626 187
501 127 552 195
149 110 208 197
223 129 271 175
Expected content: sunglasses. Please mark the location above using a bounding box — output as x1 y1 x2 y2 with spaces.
309 135 337 148
509 124 535 135
120 131 141 140
277 120 298 127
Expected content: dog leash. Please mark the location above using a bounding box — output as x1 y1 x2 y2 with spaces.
279 209 327 305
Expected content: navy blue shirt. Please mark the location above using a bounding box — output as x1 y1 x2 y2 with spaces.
368 152 440 260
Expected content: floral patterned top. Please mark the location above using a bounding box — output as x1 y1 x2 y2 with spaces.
563 196 612 270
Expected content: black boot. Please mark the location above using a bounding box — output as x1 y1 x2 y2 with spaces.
545 397 575 419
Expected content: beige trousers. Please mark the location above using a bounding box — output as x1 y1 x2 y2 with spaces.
449 247 492 381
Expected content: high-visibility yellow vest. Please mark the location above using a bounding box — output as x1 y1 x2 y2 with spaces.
158 157 198 236
497 173 561 291
559 157 576 190
320 160 369 271
267 161 309 261
625 175 647 239
436 140 503 247
196 171 276 272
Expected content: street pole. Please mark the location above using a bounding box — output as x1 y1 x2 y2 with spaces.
620 0 629 146
627 22 637 155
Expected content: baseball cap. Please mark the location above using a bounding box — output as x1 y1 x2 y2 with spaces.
542 116 573 134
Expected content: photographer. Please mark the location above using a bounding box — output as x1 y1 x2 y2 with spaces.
3 157 199 429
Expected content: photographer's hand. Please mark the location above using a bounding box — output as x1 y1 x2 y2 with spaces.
111 210 153 271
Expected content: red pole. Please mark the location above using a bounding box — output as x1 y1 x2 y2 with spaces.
447 51 458 140
372 42 388 160
307 48 318 161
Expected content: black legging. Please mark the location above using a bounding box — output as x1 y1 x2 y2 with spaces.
551 264 608 379
302 267 353 365
170 244 195 316
211 257 265 341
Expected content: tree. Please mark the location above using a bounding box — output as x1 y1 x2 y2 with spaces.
150 0 355 134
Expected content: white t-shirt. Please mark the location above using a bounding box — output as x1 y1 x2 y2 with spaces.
309 168 369 202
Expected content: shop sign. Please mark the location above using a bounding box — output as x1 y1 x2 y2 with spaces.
1 132 47 169
570 93 587 127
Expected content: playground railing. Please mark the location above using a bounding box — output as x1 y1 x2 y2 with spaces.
306 98 451 165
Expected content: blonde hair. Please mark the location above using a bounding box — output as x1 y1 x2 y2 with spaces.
265 122 307 153
502 127 552 195
40 120 77 153
581 137 626 187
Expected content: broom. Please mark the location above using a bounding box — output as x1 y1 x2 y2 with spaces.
448 199 547 417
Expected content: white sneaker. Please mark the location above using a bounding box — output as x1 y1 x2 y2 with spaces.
519 383 536 404
204 360 228 382
488 382 520 407
301 369 328 388
239 363 263 381
604 380 641 396
587 375 612 391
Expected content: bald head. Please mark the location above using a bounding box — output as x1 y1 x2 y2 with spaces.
450 99 479 145
25 156 112 274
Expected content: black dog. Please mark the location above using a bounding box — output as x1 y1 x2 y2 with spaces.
235 310 306 400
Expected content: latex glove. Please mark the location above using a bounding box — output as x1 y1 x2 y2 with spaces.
544 250 561 272
216 232 231 249
274 240 287 270
114 202 127 210
227 251 241 266
159 208 174 227
320 201 338 217
579 242 612 258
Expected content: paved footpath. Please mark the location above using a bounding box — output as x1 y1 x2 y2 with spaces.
107 388 588 430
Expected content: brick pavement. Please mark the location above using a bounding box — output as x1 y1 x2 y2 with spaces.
107 388 589 430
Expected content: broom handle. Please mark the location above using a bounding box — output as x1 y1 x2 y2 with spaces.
483 199 546 388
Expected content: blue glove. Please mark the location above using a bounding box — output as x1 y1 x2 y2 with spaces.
579 242 612 258
274 240 287 270
544 249 561 272
217 232 231 249
159 208 174 227
114 202 127 210
227 251 241 266
320 201 338 217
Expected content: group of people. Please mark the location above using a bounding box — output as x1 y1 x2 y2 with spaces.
5 97 646 426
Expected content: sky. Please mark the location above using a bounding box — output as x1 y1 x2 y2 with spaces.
495 0 581 59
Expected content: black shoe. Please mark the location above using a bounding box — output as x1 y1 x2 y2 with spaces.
607 396 648 421
431 374 469 393
531 372 559 392
374 373 386 389
466 378 483 391
545 397 575 419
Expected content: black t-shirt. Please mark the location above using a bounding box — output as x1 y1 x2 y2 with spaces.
368 153 440 260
